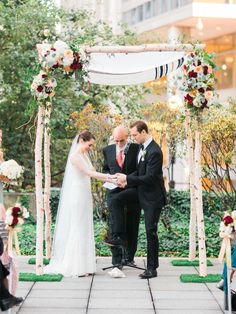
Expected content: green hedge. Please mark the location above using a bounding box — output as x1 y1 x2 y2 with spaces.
18 190 224 257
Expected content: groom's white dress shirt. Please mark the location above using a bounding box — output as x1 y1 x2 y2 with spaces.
138 137 153 163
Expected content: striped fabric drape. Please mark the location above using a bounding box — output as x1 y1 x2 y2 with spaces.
87 51 185 85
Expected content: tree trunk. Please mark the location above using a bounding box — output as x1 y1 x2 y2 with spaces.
44 103 52 259
194 121 207 276
185 112 197 261
35 104 45 275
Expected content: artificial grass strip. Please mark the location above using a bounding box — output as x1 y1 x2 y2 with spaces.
171 259 213 266
19 273 63 282
180 274 221 283
28 258 50 265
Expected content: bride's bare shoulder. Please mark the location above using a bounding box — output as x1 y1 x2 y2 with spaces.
70 151 84 165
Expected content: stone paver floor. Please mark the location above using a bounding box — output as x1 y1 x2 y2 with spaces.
4 256 234 314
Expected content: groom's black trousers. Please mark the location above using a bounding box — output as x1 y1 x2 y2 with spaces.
112 193 162 269
107 188 140 265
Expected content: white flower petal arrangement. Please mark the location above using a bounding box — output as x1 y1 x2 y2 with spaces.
0 159 24 184
140 149 147 162
5 203 30 230
219 211 236 239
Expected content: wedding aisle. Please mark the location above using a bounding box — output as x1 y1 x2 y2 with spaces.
9 256 228 313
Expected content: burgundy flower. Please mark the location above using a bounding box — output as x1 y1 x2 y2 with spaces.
198 87 205 93
71 59 82 71
223 215 233 226
12 207 21 217
184 94 194 104
51 48 56 51
183 65 187 70
203 66 208 75
42 74 47 79
188 70 198 78
12 217 18 226
52 63 59 69
37 85 44 92
190 53 195 58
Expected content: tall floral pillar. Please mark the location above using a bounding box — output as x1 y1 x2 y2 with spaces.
180 49 217 276
32 40 86 274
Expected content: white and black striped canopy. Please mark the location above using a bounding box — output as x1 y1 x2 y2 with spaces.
88 51 185 85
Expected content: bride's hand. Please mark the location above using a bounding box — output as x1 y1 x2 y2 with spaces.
106 174 117 182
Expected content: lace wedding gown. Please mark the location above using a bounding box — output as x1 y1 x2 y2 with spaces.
45 149 96 277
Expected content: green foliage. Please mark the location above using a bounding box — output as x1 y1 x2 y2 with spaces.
201 102 236 211
50 189 60 223
18 223 36 255
18 190 225 257
0 0 147 188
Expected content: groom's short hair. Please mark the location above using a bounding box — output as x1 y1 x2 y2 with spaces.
130 121 148 134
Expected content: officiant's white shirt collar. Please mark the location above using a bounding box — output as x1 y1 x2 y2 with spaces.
142 137 152 150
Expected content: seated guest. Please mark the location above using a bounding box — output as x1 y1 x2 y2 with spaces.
0 236 23 311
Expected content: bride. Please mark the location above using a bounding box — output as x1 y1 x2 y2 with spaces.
45 131 115 277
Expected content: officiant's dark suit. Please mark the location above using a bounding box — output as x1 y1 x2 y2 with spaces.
103 141 140 266
123 121 167 278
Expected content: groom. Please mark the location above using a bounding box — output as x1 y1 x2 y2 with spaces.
116 121 167 279
103 125 140 267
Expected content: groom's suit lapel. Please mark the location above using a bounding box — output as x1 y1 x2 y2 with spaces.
137 140 154 171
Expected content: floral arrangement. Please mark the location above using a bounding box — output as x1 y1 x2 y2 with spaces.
31 71 57 100
5 203 29 229
219 211 236 239
0 159 24 184
180 49 217 111
36 40 87 73
32 40 88 102
140 149 147 162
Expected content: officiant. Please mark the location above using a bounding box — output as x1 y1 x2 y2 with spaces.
102 125 140 267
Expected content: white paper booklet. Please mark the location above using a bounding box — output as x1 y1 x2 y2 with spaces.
103 182 117 190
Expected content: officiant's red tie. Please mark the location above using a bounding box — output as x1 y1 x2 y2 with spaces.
117 150 123 168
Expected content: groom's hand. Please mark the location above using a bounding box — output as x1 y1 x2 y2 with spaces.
116 173 127 188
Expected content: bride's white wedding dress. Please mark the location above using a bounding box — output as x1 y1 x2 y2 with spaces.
45 138 96 277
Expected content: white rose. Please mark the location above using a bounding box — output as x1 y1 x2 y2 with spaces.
23 209 29 219
53 41 69 54
18 218 24 225
5 215 13 225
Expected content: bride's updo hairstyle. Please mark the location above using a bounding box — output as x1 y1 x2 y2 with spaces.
77 130 95 143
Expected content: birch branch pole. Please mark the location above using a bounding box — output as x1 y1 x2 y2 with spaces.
194 119 207 276
44 103 52 259
185 112 197 261
35 104 45 275
83 43 205 53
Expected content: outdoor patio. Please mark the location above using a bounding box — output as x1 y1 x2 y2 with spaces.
8 256 232 314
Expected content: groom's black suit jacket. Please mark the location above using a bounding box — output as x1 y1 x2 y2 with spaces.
127 139 167 209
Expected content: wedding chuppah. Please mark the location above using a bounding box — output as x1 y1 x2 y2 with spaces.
31 41 218 281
